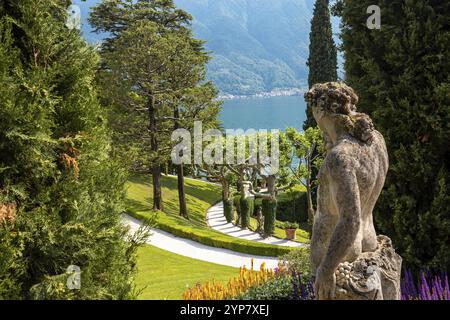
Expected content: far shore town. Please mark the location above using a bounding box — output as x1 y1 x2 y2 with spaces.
218 87 308 101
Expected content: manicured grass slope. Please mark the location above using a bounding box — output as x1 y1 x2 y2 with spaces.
135 245 238 300
126 175 294 256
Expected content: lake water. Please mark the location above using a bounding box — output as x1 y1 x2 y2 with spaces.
220 95 306 131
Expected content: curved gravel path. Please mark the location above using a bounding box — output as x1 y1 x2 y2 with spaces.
122 214 280 269
206 202 307 248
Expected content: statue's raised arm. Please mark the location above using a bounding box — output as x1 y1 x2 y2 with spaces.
305 82 402 300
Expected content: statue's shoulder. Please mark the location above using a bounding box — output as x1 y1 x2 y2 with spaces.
324 143 358 174
370 130 389 168
371 130 387 148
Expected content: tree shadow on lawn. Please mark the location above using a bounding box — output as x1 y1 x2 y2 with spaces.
128 174 220 203
126 175 219 228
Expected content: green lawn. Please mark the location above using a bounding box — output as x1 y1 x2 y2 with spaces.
126 174 220 227
126 174 295 256
135 244 238 300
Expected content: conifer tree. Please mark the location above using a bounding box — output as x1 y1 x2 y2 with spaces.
0 0 145 299
304 0 338 129
337 0 449 270
91 0 221 217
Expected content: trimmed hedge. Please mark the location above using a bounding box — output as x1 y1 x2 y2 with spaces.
276 190 308 223
240 197 253 228
262 199 277 236
128 209 293 257
233 195 241 224
251 190 307 223
223 199 234 223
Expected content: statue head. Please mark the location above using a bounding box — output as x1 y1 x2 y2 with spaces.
305 82 375 144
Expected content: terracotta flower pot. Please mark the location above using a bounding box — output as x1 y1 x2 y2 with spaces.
285 228 297 240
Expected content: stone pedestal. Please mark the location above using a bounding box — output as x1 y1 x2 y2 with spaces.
334 235 402 300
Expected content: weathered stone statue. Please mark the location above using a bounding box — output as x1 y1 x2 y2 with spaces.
305 82 402 300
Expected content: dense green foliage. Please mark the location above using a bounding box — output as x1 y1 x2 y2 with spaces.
233 195 241 212
90 0 221 214
239 248 311 300
240 198 253 229
304 0 337 128
238 276 294 300
276 190 308 223
338 0 450 270
0 0 143 299
280 249 312 278
252 187 308 224
286 127 325 222
250 198 311 243
262 199 277 237
223 199 234 223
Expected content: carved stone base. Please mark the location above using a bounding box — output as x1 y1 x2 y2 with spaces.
334 235 402 300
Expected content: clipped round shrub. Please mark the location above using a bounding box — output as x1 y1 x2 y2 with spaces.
223 199 234 223
233 195 241 224
262 199 277 236
240 197 253 228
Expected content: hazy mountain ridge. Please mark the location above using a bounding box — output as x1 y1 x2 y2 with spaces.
176 0 316 95
75 0 340 96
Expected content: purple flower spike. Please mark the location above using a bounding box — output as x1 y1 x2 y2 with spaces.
401 269 450 300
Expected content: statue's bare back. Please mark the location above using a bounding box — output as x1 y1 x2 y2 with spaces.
312 130 388 270
305 82 392 299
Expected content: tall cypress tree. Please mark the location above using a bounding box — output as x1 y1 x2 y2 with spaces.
304 0 338 129
338 0 449 270
0 0 144 299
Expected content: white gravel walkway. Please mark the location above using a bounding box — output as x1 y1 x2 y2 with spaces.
206 202 307 248
122 214 280 269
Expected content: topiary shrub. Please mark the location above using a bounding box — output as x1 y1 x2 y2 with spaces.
233 195 241 208
262 199 277 236
240 197 253 228
223 199 234 223
233 195 241 224
249 197 254 219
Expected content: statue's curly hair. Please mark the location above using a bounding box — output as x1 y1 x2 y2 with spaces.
304 82 375 143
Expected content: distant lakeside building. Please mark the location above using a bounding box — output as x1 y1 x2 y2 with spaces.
219 87 308 101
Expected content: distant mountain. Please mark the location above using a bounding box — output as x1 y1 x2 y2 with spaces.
74 0 341 96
